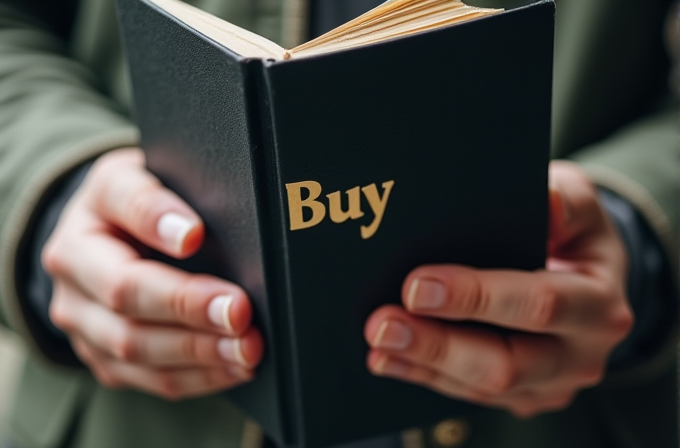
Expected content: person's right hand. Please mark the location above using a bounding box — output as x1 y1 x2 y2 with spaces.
43 148 263 400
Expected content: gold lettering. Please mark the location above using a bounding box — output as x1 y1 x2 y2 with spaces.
360 180 395 239
327 186 364 223
286 181 326 231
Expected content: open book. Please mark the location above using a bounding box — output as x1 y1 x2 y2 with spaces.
116 0 554 447
150 0 502 59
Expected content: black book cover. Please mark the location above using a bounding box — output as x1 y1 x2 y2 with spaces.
116 1 554 447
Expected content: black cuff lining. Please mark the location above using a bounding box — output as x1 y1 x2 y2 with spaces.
14 162 93 366
598 188 676 371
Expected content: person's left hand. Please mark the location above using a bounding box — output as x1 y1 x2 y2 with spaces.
364 161 633 418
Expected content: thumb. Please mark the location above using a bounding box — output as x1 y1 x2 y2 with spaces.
547 161 608 252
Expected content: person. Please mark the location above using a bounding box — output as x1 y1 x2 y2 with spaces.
0 0 677 447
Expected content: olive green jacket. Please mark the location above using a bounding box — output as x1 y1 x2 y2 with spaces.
0 0 678 447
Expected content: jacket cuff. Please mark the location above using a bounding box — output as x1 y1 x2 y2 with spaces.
567 106 678 386
583 164 678 274
569 105 678 274
0 128 139 366
582 169 678 387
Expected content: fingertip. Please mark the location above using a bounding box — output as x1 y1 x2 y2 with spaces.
205 283 252 334
228 293 253 335
401 265 457 312
548 189 567 238
224 365 255 384
401 267 425 302
157 212 202 257
239 328 264 368
366 351 410 378
364 305 405 344
179 221 205 256
366 350 385 373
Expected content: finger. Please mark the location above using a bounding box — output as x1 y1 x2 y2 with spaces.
113 263 253 334
55 288 263 368
548 161 605 244
367 350 496 403
367 352 576 417
103 259 253 334
43 205 140 289
365 306 575 392
46 223 252 334
547 162 625 275
71 336 127 390
73 336 252 399
401 265 628 335
115 364 252 401
86 148 203 258
365 306 514 394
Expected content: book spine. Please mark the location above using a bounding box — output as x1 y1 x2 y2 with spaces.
243 58 303 446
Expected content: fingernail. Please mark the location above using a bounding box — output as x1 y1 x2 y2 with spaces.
208 295 234 332
217 338 247 366
373 320 412 350
408 278 447 310
375 356 409 376
226 365 252 381
157 212 195 252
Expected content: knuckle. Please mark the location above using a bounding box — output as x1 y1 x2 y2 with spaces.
49 298 71 331
460 273 489 317
112 323 140 362
41 239 66 276
97 371 124 389
204 369 233 389
157 373 184 401
457 338 514 394
169 275 193 323
87 158 118 198
72 341 93 364
412 364 438 389
205 369 229 386
608 304 634 341
91 152 118 174
124 182 162 228
528 285 559 329
488 356 515 393
180 334 203 363
422 333 450 366
427 371 470 401
91 151 139 184
103 268 135 313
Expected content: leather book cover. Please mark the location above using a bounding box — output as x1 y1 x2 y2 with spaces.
116 0 554 447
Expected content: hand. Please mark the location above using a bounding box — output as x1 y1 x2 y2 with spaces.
364 161 633 418
44 148 263 400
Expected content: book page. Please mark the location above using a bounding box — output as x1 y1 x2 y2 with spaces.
147 0 501 60
148 0 285 59
290 0 501 58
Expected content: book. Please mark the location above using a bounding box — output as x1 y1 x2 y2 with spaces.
115 0 554 446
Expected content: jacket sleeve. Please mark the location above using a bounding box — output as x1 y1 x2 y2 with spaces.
550 0 678 269
571 105 678 274
549 0 679 386
571 105 679 385
0 0 138 360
